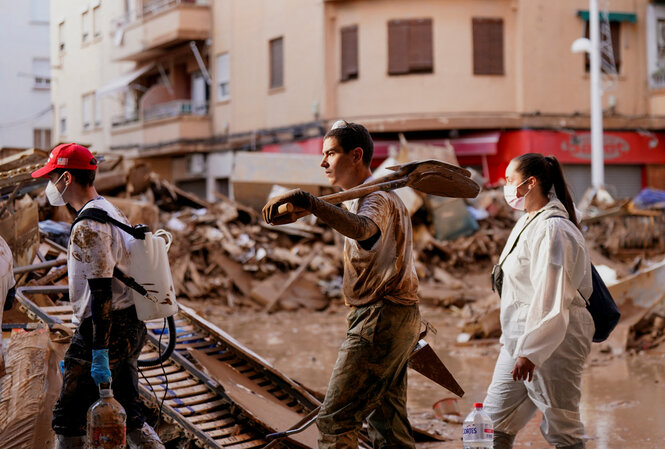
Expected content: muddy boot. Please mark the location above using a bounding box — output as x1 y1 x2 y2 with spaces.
127 422 165 449
55 435 86 449
493 430 516 449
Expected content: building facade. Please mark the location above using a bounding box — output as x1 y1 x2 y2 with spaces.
0 0 52 150
50 0 665 202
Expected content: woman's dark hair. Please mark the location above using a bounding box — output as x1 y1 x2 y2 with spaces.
514 153 580 229
324 121 374 167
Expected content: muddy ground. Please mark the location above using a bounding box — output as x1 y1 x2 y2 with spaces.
182 269 665 449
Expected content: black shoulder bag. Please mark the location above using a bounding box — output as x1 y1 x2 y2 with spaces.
491 211 544 297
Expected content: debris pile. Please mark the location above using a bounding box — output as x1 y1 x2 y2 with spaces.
4 147 665 351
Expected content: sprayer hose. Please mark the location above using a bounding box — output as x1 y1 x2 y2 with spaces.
138 315 177 367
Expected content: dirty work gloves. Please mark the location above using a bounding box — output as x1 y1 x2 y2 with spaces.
262 189 316 225
91 348 112 385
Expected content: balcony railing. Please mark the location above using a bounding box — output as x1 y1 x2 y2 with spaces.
112 100 207 128
111 110 140 127
112 0 209 27
651 69 665 90
143 100 207 122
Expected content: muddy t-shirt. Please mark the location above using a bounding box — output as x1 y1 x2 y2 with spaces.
343 190 419 306
68 197 133 324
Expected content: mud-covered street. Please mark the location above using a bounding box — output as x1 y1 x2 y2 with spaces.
185 286 665 449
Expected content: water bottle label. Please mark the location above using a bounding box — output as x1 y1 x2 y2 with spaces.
91 425 126 448
463 423 493 442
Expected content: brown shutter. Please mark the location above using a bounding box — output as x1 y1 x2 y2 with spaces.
270 37 284 89
33 129 40 149
472 18 504 75
610 21 621 73
584 21 622 73
45 129 52 149
388 20 409 75
408 18 433 72
341 25 359 81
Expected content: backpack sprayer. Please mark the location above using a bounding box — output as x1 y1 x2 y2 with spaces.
73 208 178 367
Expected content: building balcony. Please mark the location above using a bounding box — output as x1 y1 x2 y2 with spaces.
112 0 211 62
111 100 211 150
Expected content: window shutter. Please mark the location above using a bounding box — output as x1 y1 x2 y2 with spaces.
473 18 504 75
388 20 409 75
408 18 433 72
583 21 621 73
33 129 40 149
610 21 621 73
270 37 284 89
341 25 359 81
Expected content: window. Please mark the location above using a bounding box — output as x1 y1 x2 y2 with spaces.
269 37 284 89
388 18 433 75
30 0 49 23
123 91 137 121
82 94 92 130
93 6 102 38
82 10 90 43
216 53 230 100
59 105 67 135
33 129 51 150
472 18 504 75
341 25 359 81
32 58 50 90
584 21 621 73
94 94 102 127
58 21 65 51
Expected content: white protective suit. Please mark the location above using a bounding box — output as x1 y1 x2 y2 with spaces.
484 197 594 449
0 236 16 373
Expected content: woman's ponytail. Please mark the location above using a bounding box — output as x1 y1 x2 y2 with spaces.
545 156 580 229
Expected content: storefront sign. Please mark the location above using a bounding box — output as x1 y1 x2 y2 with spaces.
560 133 630 160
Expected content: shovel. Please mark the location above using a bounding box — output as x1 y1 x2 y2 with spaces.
272 159 480 222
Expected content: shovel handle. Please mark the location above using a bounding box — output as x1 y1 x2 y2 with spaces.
277 203 295 215
271 178 408 222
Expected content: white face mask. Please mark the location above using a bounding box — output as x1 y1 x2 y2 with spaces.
45 173 68 206
503 178 531 210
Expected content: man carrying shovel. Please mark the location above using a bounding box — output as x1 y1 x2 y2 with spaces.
263 121 421 448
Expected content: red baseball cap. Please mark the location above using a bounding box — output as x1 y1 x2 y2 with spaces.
31 143 98 178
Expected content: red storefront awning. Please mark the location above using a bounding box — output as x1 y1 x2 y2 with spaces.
463 130 665 185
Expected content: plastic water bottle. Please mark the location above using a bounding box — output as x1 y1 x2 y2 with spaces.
462 402 493 449
87 385 126 449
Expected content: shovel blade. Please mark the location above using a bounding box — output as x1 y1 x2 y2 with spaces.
386 159 471 178
409 172 480 199
408 340 464 398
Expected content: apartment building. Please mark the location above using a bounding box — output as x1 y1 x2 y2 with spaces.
0 0 52 150
51 0 665 202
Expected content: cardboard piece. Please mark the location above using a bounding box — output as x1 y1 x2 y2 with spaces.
0 328 67 449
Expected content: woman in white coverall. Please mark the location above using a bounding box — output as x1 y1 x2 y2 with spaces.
484 153 594 449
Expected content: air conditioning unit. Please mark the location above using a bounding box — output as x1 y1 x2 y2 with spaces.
187 153 206 175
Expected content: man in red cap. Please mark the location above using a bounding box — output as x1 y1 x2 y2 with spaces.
33 144 164 449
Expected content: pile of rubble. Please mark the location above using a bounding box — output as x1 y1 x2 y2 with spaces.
4 146 665 352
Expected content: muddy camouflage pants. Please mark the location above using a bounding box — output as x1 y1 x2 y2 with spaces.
317 301 420 449
52 305 147 436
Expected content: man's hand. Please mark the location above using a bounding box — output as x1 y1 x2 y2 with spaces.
511 357 535 382
262 189 314 225
91 348 112 385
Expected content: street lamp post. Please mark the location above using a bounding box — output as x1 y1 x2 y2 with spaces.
589 0 604 189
